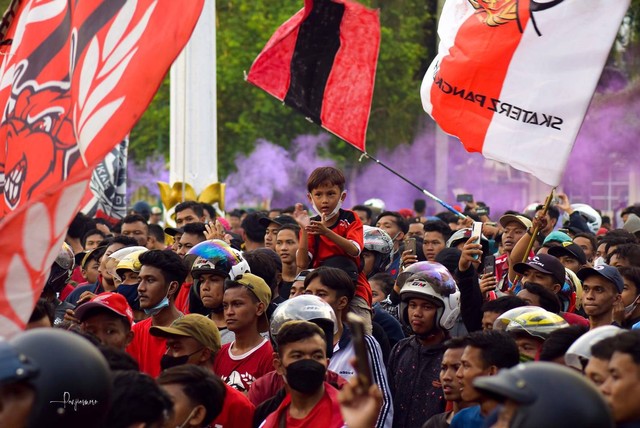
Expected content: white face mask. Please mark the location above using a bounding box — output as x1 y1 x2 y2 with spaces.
311 191 346 222
593 257 606 267
625 296 640 316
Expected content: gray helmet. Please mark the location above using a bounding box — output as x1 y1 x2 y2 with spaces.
474 362 613 428
10 329 112 428
270 294 337 357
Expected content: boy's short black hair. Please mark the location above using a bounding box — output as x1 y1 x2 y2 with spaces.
443 336 467 350
304 266 356 302
67 212 95 239
591 336 618 360
573 232 597 253
376 211 409 234
244 249 281 292
277 223 301 237
148 224 165 243
276 320 326 357
369 272 394 296
536 204 560 221
122 214 148 227
424 220 453 241
175 201 204 217
352 205 373 220
98 346 140 371
607 243 640 266
539 325 588 362
241 212 267 243
464 330 520 369
111 235 140 248
307 166 346 193
521 283 561 314
28 298 55 325
201 203 216 220
619 266 640 297
107 371 173 428
611 331 640 365
157 365 226 426
414 199 427 214
481 296 527 315
138 250 188 285
81 228 106 247
182 222 207 239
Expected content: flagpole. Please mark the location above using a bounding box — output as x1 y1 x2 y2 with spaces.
357 151 466 219
509 187 556 291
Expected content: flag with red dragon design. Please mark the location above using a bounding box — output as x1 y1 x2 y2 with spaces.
0 0 203 336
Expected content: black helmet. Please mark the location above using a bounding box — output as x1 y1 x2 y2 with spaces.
473 362 613 428
0 340 38 386
10 329 112 428
44 243 75 294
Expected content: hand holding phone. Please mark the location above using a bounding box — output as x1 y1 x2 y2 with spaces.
471 221 482 260
347 313 373 390
404 237 416 255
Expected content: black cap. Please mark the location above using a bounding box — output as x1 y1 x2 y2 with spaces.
548 242 587 265
258 215 299 228
513 254 566 286
164 226 184 237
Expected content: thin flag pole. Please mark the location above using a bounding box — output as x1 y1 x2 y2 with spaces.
357 151 466 219
509 187 556 291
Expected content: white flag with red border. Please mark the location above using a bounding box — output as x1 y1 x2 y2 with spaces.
421 0 630 186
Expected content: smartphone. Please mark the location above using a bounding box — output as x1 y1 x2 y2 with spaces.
456 194 473 203
476 206 490 216
346 313 373 390
405 237 416 255
483 254 496 276
471 221 483 260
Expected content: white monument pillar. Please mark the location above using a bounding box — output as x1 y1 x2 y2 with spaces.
170 0 217 196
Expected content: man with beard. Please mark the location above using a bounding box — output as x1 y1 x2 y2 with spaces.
387 263 461 427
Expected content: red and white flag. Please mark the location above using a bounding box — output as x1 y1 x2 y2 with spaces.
247 0 380 152
421 0 630 186
0 0 203 336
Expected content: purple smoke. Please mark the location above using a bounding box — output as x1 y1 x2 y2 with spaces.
127 155 169 201
225 80 640 219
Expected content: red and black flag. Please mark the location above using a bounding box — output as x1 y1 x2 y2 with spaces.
0 0 203 336
247 0 380 151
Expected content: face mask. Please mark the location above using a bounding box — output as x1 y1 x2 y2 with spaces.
176 407 197 428
144 295 170 316
593 257 606 267
284 359 326 394
160 348 204 371
625 297 639 316
311 192 345 222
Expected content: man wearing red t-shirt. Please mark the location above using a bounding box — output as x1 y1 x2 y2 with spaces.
259 320 345 428
126 249 188 377
151 313 255 428
213 273 274 392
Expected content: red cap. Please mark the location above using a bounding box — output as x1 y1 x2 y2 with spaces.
75 292 134 326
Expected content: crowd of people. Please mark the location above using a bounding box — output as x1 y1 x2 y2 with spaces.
2 165 640 428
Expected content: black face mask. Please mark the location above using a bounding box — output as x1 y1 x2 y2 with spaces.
160 348 203 371
284 359 326 394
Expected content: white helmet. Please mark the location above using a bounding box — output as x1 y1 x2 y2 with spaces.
571 204 602 234
270 294 338 357
364 198 386 211
564 325 623 371
399 262 460 330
